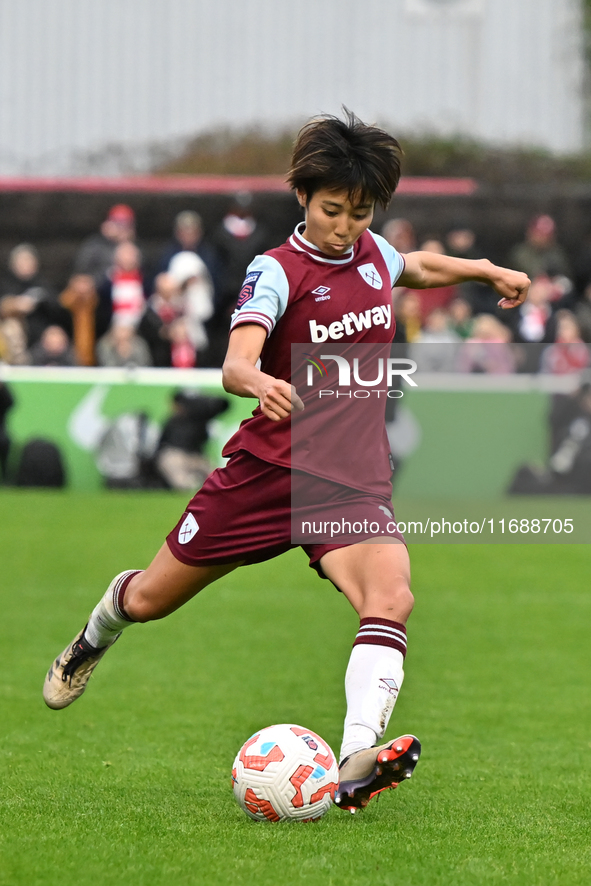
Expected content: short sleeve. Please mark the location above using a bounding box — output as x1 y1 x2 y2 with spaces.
230 254 289 337
368 232 406 288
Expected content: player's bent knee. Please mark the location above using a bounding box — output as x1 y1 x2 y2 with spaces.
398 586 415 618
123 576 173 623
367 583 414 621
123 591 162 623
387 583 414 615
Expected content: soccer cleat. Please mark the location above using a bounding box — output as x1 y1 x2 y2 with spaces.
334 734 421 812
42 626 119 710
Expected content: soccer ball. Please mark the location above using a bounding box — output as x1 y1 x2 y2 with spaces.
232 723 339 822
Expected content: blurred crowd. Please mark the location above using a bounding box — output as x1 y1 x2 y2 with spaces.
0 202 590 375
0 192 269 371
387 214 591 374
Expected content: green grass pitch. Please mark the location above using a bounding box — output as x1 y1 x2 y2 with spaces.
1 490 590 886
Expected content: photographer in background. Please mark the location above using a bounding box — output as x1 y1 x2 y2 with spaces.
0 381 14 481
156 390 229 491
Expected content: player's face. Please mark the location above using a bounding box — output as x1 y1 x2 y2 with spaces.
297 188 374 257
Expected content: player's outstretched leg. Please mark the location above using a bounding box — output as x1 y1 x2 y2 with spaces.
43 545 240 710
319 539 420 812
43 570 141 709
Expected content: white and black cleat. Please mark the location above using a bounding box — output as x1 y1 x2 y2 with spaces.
43 626 119 710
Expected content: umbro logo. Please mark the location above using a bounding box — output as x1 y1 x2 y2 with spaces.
312 285 331 301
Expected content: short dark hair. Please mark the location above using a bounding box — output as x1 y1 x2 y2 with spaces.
287 109 403 209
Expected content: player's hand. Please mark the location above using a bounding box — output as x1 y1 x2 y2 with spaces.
489 265 531 309
259 378 304 421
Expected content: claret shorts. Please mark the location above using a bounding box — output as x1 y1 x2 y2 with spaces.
166 449 405 577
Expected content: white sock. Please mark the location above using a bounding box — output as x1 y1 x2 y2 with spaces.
340 618 407 762
84 570 142 648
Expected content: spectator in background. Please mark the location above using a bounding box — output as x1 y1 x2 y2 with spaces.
148 273 185 326
381 218 417 253
96 324 152 368
409 308 460 372
458 314 516 374
168 251 213 363
416 307 460 345
156 211 218 286
445 225 477 260
29 325 76 366
541 311 590 375
448 296 473 340
573 229 591 295
97 242 146 337
510 214 571 280
503 272 564 367
138 269 210 369
512 275 555 343
208 192 269 366
505 274 559 372
138 272 184 367
408 238 458 322
384 220 418 339
0 323 8 362
0 381 14 481
575 283 591 343
446 224 496 315
0 317 29 364
468 314 514 346
394 290 422 343
58 273 99 366
420 237 444 253
0 244 70 350
168 318 197 369
74 204 136 288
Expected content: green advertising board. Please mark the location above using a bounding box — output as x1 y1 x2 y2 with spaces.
0 366 573 499
1 367 252 491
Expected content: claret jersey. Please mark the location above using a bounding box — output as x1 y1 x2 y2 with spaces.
222 222 405 492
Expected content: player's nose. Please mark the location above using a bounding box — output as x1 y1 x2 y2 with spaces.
333 217 350 238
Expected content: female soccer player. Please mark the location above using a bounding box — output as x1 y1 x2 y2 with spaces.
43 111 529 813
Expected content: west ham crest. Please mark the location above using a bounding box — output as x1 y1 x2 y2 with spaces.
357 263 383 290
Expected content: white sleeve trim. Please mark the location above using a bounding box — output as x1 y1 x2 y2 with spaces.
368 231 405 288
230 254 289 337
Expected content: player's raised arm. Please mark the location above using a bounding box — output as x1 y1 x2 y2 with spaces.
222 323 304 422
398 251 530 309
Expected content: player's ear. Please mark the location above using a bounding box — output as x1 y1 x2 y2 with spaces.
296 189 307 209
